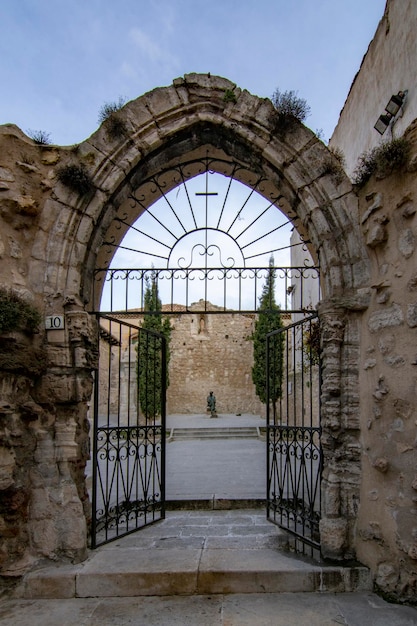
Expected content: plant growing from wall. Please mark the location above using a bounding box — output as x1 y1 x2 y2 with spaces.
223 89 237 104
98 97 128 140
353 137 410 187
271 88 310 134
57 163 94 195
27 129 51 145
138 274 171 421
251 257 284 420
321 146 346 184
0 288 41 334
303 319 320 366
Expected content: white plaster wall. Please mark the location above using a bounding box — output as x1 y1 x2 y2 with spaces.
330 0 417 178
288 229 319 312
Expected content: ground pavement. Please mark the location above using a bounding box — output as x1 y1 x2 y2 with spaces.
2 415 417 625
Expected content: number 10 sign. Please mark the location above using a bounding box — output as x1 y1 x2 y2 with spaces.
45 315 65 330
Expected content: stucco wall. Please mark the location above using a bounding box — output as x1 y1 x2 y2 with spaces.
330 0 417 178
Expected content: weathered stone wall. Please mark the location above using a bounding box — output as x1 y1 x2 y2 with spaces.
330 0 417 177
97 303 265 418
353 120 417 602
2 72 415 604
0 76 368 589
0 126 95 576
166 303 264 415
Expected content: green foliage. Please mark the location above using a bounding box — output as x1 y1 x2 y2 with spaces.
223 89 237 104
251 257 284 418
57 164 94 195
303 320 320 366
27 129 51 145
0 289 41 334
98 97 127 139
271 88 311 125
138 275 171 420
353 137 410 187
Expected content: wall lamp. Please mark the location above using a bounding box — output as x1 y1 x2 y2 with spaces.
374 91 407 135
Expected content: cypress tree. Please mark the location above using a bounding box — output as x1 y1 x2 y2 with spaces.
251 257 284 419
138 273 171 420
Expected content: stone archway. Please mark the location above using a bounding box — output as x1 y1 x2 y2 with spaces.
1 74 371 574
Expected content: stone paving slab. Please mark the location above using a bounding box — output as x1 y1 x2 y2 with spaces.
166 438 265 500
1 593 417 626
77 548 201 597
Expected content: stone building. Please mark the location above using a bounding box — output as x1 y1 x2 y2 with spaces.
98 302 313 426
0 0 417 603
97 301 266 418
165 302 265 415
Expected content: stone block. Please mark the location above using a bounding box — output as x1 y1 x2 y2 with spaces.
0 446 16 489
398 228 415 258
30 518 59 557
320 517 347 559
406 302 417 327
182 73 235 93
144 86 184 120
198 548 319 594
36 374 75 404
22 564 79 598
368 303 404 332
30 487 51 519
76 548 200 596
0 166 15 182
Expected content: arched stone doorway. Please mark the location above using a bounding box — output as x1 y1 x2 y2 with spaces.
19 74 370 569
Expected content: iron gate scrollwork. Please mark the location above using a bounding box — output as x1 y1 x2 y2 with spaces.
266 313 322 556
91 314 166 548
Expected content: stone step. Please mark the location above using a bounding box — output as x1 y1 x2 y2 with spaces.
19 551 371 599
17 510 372 600
169 426 262 440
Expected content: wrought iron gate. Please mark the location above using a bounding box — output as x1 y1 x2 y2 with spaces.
266 313 322 556
91 314 166 548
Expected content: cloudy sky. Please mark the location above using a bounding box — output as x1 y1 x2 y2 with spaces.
1 0 386 146
0 1 386 309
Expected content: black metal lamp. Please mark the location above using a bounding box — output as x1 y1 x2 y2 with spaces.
374 113 392 135
374 91 407 135
385 91 405 116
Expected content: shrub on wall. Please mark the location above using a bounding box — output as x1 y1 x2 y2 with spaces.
271 88 310 134
0 289 41 334
223 89 237 104
98 97 128 140
321 146 346 184
57 163 94 195
353 137 410 187
27 129 51 145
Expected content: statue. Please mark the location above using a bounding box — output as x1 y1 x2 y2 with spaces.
206 391 217 418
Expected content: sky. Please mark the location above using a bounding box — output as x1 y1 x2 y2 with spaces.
0 0 386 146
0 0 386 309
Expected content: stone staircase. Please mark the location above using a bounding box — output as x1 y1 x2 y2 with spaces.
16 510 372 600
168 426 263 440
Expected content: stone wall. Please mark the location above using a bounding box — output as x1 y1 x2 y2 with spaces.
97 303 266 418
166 303 264 415
353 121 417 602
0 70 416 603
